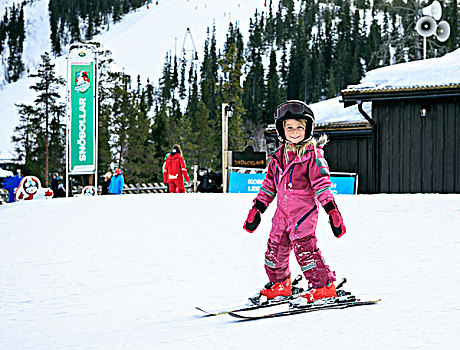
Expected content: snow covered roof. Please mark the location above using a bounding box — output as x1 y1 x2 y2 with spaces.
0 167 14 178
342 49 460 96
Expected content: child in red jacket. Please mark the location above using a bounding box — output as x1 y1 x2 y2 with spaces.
163 144 190 193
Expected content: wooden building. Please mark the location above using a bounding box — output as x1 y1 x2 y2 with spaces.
341 84 460 194
264 83 460 194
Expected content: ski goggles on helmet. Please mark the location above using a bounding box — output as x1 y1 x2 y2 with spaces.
274 100 314 121
274 100 315 144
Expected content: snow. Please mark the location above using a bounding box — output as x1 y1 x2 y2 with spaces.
0 0 270 160
346 48 460 91
1 193 459 349
310 96 370 124
0 166 13 177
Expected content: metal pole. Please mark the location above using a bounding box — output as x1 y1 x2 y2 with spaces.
423 36 426 59
65 51 70 198
222 103 228 193
94 47 98 195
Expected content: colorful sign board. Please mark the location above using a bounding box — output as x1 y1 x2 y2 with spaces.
228 171 358 194
67 46 97 174
232 146 266 169
228 172 266 193
329 172 358 195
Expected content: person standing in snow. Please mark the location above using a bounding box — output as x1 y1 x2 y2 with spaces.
163 145 190 193
162 152 170 193
243 100 346 303
109 169 124 195
101 171 112 195
50 173 66 198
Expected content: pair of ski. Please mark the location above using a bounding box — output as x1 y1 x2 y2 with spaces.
196 278 380 320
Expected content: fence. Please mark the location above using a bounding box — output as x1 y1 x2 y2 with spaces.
0 182 194 205
72 182 193 195
0 188 8 205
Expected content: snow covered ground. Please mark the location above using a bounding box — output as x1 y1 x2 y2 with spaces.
1 193 459 349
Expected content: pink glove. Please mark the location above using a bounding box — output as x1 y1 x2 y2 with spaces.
243 201 267 233
243 207 261 233
324 201 346 238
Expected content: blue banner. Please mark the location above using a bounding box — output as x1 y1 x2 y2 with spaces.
228 172 266 193
228 171 357 194
329 175 357 195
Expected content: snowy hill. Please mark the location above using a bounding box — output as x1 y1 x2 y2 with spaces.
1 193 459 348
1 0 460 162
0 0 272 161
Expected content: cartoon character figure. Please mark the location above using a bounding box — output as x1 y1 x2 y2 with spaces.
82 186 96 196
15 176 53 201
74 70 91 93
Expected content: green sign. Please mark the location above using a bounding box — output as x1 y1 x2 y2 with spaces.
68 49 96 174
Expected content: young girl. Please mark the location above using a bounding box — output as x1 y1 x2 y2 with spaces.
243 100 346 303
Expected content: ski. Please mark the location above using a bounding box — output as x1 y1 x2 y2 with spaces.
196 275 307 317
228 297 381 320
196 276 348 317
195 299 292 317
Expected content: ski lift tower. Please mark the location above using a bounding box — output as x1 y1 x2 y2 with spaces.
181 27 199 65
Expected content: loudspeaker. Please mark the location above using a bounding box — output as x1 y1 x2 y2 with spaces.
435 21 451 42
416 16 437 37
420 0 442 21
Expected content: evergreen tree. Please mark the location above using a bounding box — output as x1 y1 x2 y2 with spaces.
12 103 39 176
4 3 25 83
192 101 213 168
265 49 281 123
97 49 116 176
287 15 309 101
109 71 133 169
179 56 187 99
243 14 265 127
200 26 219 122
367 16 383 70
13 52 65 185
159 53 172 104
123 89 156 183
446 0 459 53
220 23 245 153
150 103 170 182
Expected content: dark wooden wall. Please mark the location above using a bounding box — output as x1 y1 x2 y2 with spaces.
267 95 459 193
322 134 375 194
373 97 460 193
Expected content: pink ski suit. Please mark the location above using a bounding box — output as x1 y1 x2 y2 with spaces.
253 142 337 289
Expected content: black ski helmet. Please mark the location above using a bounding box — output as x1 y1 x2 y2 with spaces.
274 100 315 144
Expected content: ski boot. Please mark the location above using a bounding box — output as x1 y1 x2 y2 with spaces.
249 275 304 305
300 282 337 303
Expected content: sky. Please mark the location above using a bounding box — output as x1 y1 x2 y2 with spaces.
0 192 459 349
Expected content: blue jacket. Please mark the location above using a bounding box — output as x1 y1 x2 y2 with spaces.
109 174 124 194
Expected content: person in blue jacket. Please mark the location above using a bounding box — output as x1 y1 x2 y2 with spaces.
108 168 124 194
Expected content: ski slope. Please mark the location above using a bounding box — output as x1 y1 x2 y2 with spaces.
1 193 459 349
0 0 271 160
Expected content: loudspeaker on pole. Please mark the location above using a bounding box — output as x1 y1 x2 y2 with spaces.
420 0 442 21
435 21 451 42
416 16 437 37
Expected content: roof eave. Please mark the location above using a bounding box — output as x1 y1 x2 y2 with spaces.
341 87 460 103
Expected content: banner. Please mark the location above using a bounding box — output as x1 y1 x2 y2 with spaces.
228 172 266 193
67 46 97 174
228 171 358 194
329 172 358 195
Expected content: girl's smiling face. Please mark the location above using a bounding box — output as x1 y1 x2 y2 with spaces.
284 119 306 143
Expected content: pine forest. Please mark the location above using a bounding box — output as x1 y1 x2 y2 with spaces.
2 0 459 185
